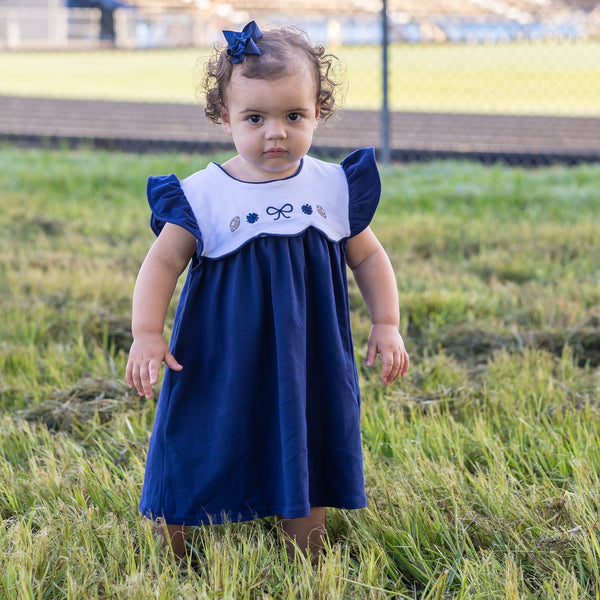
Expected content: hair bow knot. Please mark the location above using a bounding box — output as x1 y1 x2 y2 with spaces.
223 21 263 64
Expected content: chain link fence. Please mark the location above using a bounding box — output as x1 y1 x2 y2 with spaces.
1 0 599 164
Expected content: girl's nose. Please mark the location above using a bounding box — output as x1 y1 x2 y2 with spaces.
265 120 287 140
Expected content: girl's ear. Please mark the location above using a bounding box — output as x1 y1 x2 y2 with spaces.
313 102 321 128
221 108 232 135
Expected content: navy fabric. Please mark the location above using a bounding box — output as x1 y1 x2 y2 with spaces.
344 148 381 236
139 148 380 525
148 175 202 241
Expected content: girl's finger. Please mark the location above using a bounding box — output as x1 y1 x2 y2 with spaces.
366 340 378 367
125 361 134 388
385 355 401 385
380 351 396 384
400 351 410 376
131 364 143 397
138 363 154 398
164 351 183 372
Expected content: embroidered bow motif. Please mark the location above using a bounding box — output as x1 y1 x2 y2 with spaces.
266 204 294 220
223 21 263 64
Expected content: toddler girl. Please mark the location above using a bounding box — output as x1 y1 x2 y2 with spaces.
126 21 409 560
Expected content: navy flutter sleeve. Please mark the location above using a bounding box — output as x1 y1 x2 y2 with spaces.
342 147 381 237
147 174 203 250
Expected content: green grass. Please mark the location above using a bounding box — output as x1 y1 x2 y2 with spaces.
1 145 599 598
0 40 599 115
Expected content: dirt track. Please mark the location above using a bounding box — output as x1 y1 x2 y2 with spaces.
1 95 599 164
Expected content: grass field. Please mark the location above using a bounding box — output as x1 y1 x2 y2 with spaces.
1 41 599 115
0 145 599 598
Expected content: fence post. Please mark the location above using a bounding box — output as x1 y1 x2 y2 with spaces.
381 0 391 164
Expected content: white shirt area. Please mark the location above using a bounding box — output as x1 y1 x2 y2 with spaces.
180 155 351 259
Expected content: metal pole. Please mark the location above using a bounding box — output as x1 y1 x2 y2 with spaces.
381 0 391 164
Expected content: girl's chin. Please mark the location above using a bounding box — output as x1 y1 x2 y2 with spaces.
245 159 302 181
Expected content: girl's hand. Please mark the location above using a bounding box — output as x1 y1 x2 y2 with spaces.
366 324 409 385
126 333 183 399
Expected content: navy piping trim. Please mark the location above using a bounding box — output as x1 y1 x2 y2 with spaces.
210 158 305 184
201 225 348 262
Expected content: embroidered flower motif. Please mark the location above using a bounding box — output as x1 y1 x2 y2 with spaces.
301 204 313 215
246 212 259 224
317 205 327 219
229 216 240 232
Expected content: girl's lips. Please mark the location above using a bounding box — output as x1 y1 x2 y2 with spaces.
263 148 287 157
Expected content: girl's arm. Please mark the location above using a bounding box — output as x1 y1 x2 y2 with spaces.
346 227 409 385
126 223 197 398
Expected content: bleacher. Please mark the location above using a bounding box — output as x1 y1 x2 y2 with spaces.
0 0 594 49
389 0 495 19
128 0 589 45
385 0 585 43
128 0 579 20
215 0 372 15
127 0 200 13
140 0 591 43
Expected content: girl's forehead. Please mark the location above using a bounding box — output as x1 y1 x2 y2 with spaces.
230 54 318 85
228 66 317 97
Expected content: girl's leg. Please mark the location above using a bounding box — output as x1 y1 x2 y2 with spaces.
279 507 326 560
154 520 191 559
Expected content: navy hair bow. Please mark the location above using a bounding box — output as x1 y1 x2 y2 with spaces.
223 21 263 64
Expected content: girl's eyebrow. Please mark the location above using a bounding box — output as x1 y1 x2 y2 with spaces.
239 107 311 115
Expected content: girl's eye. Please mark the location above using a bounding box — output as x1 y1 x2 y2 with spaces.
288 113 302 122
248 115 262 124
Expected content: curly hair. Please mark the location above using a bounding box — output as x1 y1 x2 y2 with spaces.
202 26 343 124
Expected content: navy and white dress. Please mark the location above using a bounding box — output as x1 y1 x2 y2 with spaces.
139 147 380 525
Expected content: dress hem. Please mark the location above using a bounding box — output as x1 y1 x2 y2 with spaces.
139 498 367 526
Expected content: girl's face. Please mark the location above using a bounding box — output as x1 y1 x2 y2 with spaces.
220 64 320 182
